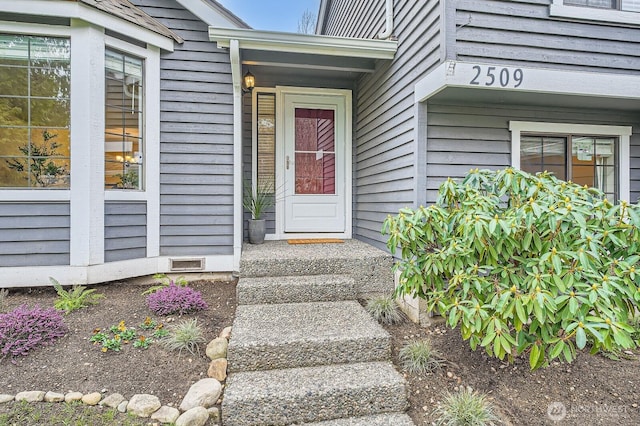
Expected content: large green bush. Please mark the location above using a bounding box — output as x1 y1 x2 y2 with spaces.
384 168 640 370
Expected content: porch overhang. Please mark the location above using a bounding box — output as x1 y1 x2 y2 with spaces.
415 60 640 111
209 27 397 74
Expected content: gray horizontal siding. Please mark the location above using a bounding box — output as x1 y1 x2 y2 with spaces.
0 202 70 267
425 102 640 203
454 0 640 74
104 201 147 263
132 0 235 256
324 0 444 249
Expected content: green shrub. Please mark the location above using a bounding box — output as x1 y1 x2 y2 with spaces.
384 168 640 370
142 273 188 296
50 277 104 314
158 318 205 356
433 388 497 426
399 339 444 374
365 295 403 325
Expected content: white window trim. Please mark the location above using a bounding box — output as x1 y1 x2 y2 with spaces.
550 0 640 26
0 19 161 264
509 121 632 202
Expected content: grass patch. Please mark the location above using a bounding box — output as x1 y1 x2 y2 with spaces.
158 318 206 356
0 400 148 426
399 339 444 374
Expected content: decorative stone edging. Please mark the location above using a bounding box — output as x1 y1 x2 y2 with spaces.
0 326 233 426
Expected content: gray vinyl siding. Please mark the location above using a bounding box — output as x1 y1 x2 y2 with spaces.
425 102 640 203
132 0 234 256
0 202 70 267
454 0 640 74
104 201 147 263
322 0 443 249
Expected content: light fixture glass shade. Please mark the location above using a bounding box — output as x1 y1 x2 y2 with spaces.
243 70 255 91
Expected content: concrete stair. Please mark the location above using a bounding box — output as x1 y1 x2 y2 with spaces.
222 240 413 425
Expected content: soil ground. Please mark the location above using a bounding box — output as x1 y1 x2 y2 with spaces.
1 279 640 425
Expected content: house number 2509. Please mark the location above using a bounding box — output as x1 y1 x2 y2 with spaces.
470 66 524 88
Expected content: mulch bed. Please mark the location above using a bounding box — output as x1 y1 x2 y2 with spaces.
0 279 236 407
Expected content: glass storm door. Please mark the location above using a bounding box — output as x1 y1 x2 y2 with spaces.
282 93 347 232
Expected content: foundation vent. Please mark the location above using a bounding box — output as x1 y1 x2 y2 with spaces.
170 258 205 271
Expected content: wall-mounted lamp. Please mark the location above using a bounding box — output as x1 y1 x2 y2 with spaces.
242 69 255 93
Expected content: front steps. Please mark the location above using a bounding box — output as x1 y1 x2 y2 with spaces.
222 241 414 426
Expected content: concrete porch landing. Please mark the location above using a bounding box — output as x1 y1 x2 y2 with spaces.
239 239 395 298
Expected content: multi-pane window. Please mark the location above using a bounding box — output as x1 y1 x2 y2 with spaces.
521 134 618 200
105 49 143 190
565 0 640 12
0 34 71 188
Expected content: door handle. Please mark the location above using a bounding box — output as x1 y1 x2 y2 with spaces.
286 155 290 170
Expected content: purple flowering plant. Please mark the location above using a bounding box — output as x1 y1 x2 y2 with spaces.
146 282 208 316
0 304 68 360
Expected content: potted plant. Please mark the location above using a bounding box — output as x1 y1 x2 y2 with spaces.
243 180 275 244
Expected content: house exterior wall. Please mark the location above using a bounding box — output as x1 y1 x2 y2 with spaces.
321 0 443 249
132 0 235 256
0 202 70 267
453 0 640 75
104 201 147 262
425 102 640 202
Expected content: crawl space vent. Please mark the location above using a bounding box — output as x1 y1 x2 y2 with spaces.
170 258 205 271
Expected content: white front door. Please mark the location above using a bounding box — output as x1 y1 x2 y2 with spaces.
279 89 351 234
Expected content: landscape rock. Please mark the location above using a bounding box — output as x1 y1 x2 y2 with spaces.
151 405 180 424
44 391 65 403
117 400 128 413
0 394 14 404
205 337 228 360
15 391 44 403
82 392 102 405
179 378 222 411
176 406 209 426
127 394 161 417
99 393 125 408
219 326 232 340
207 358 228 381
65 392 83 402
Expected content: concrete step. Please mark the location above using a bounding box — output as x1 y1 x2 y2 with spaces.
228 300 390 372
237 274 356 305
302 413 416 425
221 361 408 426
240 240 394 298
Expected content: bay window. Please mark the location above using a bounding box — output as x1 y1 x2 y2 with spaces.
0 34 71 188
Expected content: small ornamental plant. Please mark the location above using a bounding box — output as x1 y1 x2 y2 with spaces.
384 168 640 370
365 295 403 325
146 282 208 316
142 273 189 296
0 304 68 360
90 319 164 353
50 277 104 314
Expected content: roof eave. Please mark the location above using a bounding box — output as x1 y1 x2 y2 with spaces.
209 27 397 60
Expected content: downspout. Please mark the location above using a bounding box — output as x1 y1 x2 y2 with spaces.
377 0 394 39
230 39 242 273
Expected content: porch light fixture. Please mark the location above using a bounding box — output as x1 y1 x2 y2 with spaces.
243 69 255 93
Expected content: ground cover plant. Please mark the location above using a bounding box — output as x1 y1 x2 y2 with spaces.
0 304 68 360
146 282 208 316
384 168 640 370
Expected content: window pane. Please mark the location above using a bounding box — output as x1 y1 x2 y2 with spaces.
294 153 336 195
105 49 143 190
257 93 275 193
0 34 70 189
565 0 616 8
622 0 640 12
520 135 566 179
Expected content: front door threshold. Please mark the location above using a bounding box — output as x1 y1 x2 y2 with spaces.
265 232 352 241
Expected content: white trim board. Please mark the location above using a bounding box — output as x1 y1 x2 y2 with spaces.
209 27 397 60
509 121 631 202
415 60 640 103
0 255 234 288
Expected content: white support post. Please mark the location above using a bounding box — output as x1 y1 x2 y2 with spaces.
230 39 243 272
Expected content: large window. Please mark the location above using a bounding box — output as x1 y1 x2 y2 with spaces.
565 0 640 12
0 34 71 188
105 49 143 190
520 134 618 200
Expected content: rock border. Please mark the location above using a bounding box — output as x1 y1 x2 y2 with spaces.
0 326 233 426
